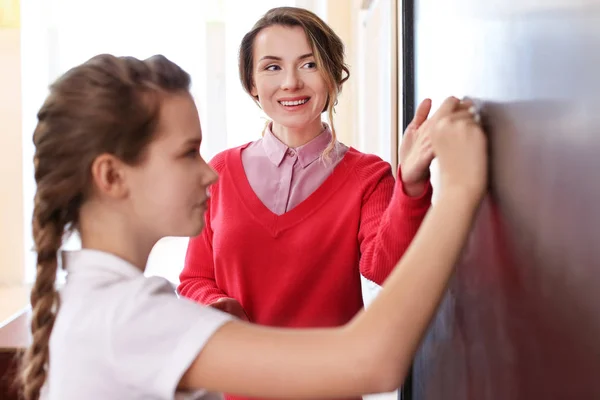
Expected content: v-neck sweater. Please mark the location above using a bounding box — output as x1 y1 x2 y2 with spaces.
179 144 432 328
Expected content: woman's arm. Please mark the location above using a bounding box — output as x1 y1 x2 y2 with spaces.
359 98 476 285
358 99 435 285
357 162 432 285
180 190 479 399
178 196 229 304
179 96 487 399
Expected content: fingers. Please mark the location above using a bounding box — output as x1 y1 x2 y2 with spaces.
448 110 477 122
433 96 461 119
460 97 483 124
412 97 469 134
457 102 473 113
418 109 477 142
431 96 478 119
468 105 481 124
404 99 433 140
411 98 433 128
419 96 481 145
210 298 249 320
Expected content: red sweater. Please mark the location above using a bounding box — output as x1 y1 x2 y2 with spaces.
179 145 432 328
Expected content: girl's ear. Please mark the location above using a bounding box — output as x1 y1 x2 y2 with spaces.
90 154 129 199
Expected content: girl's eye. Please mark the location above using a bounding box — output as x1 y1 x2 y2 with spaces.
186 149 199 158
266 65 281 71
303 62 317 69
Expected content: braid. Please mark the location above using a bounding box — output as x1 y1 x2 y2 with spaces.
20 185 67 399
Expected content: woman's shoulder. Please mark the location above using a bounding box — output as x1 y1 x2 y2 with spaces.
343 147 389 165
342 148 393 180
208 142 253 172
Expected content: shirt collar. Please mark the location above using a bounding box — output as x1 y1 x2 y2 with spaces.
62 249 143 279
261 123 333 168
262 124 289 167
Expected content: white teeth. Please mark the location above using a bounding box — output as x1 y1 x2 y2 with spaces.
280 98 308 106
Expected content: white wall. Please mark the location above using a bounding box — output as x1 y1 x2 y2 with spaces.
0 25 24 286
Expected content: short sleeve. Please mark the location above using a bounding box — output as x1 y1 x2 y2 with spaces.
109 276 233 399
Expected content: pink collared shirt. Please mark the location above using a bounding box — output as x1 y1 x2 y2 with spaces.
241 125 348 215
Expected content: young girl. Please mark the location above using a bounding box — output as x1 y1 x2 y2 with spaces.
178 7 436 329
21 53 487 400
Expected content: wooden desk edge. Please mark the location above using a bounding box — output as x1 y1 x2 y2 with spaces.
0 308 31 350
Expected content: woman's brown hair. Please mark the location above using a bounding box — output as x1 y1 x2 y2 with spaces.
239 6 350 160
20 53 191 400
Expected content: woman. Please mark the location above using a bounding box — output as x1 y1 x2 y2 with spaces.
178 7 435 329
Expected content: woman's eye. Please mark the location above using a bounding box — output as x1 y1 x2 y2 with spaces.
303 62 317 69
266 65 281 71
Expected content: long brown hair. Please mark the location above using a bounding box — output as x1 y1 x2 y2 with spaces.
239 6 350 159
20 54 191 400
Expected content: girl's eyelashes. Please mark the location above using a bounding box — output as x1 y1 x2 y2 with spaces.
185 148 199 158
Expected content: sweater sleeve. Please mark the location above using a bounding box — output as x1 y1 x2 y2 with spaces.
177 154 229 305
356 155 433 285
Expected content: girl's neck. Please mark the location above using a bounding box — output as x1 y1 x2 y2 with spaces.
78 201 154 271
